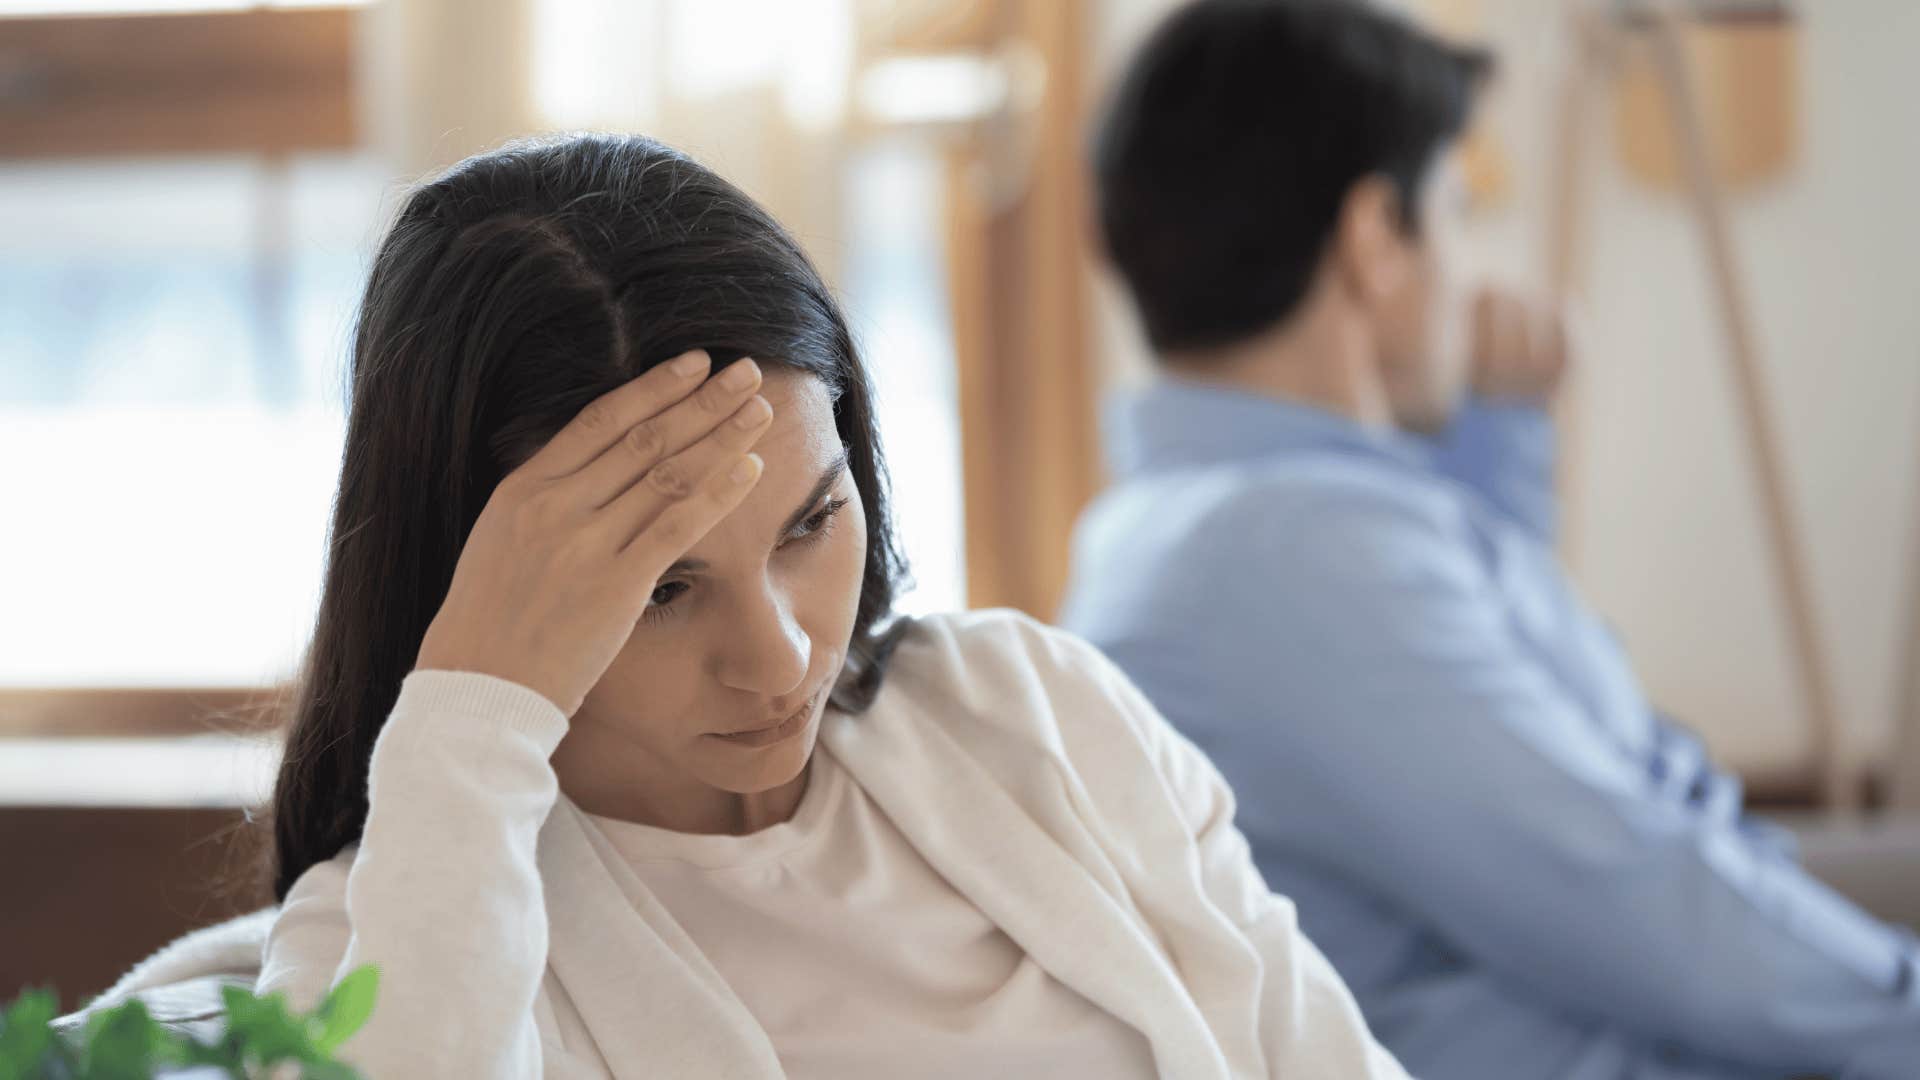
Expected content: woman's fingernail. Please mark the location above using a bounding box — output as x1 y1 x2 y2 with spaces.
721 358 760 390
730 454 763 484
733 395 771 429
671 351 708 377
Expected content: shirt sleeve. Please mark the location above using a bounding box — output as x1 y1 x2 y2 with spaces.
1057 629 1414 1080
1200 488 1920 1078
256 669 569 1078
1427 397 1558 541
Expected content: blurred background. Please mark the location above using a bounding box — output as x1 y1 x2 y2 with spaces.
3 0 1917 1007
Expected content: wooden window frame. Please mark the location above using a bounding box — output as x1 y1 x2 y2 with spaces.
1 7 354 739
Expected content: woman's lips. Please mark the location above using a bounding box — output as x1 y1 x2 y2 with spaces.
709 690 818 748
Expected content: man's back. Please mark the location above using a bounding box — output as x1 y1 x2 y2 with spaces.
1060 378 1920 1079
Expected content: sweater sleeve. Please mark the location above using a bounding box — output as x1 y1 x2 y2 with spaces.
256 669 569 1078
1116 663 1410 1078
1028 621 1410 1079
1426 396 1558 542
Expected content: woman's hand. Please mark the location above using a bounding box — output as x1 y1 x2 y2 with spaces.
414 351 772 717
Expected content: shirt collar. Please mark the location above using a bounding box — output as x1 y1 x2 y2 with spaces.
1105 376 1431 477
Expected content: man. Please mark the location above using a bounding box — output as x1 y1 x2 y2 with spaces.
1058 1 1920 1077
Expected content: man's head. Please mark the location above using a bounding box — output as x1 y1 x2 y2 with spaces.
1094 0 1493 432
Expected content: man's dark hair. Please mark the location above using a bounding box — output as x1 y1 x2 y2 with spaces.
1093 0 1493 353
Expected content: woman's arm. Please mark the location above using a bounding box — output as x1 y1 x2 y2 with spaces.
258 353 775 1075
258 669 568 1077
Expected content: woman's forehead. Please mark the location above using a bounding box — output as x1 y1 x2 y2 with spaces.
687 368 845 554
754 368 837 476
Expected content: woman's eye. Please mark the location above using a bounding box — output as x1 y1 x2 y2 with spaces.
785 498 847 546
643 581 688 622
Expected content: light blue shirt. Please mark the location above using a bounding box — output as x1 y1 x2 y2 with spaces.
1058 379 1920 1080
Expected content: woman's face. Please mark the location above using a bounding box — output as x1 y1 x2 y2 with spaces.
560 367 867 809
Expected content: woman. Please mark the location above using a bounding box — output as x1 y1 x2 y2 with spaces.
248 134 1403 1078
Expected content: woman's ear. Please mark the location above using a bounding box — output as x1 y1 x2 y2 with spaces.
1331 174 1414 308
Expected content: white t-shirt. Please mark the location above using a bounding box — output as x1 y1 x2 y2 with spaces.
587 744 1159 1080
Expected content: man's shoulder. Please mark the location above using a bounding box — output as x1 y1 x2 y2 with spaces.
1065 452 1489 665
1097 452 1472 563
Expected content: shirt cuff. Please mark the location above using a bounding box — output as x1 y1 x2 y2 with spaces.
392 668 571 754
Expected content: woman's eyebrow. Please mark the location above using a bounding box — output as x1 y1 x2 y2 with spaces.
780 450 851 535
657 452 852 576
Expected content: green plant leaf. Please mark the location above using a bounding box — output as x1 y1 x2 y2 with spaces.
311 967 378 1055
229 990 315 1070
79 999 161 1080
3 966 378 1079
174 1037 236 1068
0 989 60 1079
217 984 259 1038
301 1060 363 1080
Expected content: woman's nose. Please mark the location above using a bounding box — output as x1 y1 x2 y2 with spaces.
715 584 811 698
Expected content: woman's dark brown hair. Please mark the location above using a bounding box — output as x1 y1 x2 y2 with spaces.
268 133 909 900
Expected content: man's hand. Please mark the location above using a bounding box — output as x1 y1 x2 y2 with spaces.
1469 288 1574 403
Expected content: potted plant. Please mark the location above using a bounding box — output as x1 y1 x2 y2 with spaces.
0 966 377 1079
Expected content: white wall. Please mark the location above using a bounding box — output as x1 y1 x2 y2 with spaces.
1086 0 1920 777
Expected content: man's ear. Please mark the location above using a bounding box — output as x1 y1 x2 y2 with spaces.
1331 175 1413 306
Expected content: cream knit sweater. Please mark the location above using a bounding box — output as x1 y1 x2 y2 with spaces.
212 610 1399 1077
